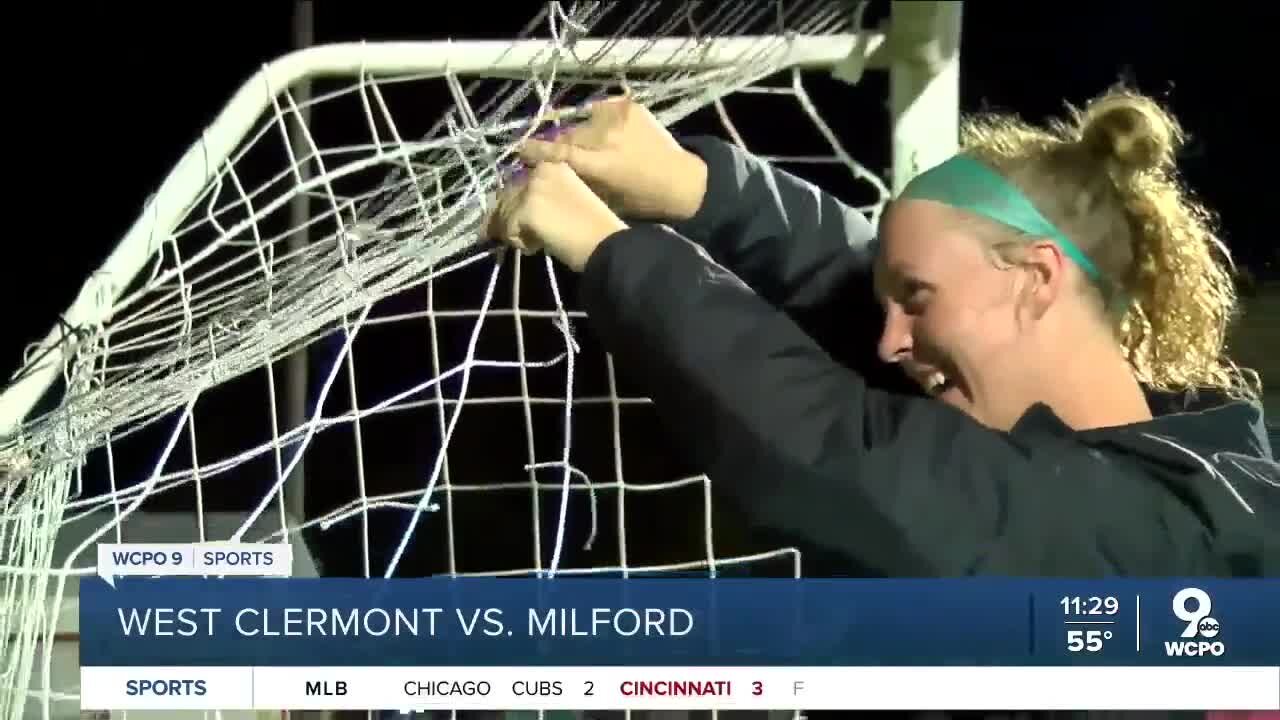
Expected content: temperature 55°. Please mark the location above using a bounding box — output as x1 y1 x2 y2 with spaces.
1067 629 1112 652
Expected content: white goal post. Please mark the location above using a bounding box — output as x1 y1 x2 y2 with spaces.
2 3 961 719
0 3 962 438
0 35 867 438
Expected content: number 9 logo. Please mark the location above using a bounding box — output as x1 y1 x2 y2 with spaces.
1172 587 1215 639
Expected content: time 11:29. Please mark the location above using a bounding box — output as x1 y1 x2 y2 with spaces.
1060 596 1119 616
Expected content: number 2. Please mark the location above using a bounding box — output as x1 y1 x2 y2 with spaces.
752 681 762 696
584 681 594 696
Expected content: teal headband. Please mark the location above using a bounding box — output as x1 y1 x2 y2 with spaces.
898 155 1101 281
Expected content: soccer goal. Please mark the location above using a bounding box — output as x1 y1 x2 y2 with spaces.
0 2 961 718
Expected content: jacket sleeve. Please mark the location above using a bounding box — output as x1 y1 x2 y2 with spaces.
579 226 1198 577
666 135 878 314
659 135 895 382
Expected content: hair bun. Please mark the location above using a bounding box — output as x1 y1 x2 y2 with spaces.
1077 88 1182 175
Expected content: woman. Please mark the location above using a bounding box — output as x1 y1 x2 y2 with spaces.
486 87 1278 576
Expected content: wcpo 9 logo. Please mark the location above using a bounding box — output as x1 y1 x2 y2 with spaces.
1164 587 1224 657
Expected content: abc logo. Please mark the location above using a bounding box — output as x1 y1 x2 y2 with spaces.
1197 618 1220 639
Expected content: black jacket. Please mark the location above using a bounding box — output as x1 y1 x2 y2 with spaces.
579 135 1280 579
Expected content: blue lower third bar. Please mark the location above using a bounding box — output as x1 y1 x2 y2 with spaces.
77 577 1280 667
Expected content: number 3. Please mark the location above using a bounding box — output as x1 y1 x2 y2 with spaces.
752 681 762 696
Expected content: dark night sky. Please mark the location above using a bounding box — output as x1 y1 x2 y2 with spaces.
4 2 1272 578
8 2 1270 372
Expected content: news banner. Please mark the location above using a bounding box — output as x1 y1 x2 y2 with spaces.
82 544 1280 712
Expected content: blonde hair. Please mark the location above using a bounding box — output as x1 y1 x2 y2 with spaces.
959 86 1258 400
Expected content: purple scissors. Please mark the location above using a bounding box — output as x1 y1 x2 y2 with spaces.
500 122 575 185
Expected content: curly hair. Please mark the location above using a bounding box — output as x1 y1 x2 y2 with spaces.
958 86 1258 399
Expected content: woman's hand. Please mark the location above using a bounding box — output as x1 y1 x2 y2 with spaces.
485 161 628 273
516 94 709 223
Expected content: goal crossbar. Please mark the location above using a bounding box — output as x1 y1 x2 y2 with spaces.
0 31 886 440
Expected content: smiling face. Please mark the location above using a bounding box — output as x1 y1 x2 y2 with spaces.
865 87 1251 428
873 198 1055 430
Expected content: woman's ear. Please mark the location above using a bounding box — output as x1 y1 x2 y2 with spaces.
1021 240 1067 320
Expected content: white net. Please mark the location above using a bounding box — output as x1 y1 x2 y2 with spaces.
1 1 897 717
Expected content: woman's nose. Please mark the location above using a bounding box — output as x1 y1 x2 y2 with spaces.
878 306 912 364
